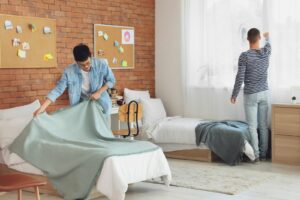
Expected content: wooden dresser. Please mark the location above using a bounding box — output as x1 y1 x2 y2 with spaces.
272 104 300 165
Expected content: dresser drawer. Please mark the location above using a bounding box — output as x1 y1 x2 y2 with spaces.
273 107 300 137
272 135 300 165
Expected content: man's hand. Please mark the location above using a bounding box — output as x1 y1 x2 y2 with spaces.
33 99 52 116
230 97 236 104
90 91 102 101
33 107 45 116
263 32 269 39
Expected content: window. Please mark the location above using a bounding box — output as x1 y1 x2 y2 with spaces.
185 0 300 89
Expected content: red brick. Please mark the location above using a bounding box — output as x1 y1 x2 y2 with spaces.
0 74 15 81
0 0 155 110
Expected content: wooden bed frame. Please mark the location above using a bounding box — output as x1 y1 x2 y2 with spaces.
0 163 103 199
164 148 219 162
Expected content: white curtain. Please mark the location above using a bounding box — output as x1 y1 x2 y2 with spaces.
182 0 300 120
268 0 300 102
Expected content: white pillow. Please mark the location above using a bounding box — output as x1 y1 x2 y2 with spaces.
0 100 40 120
0 115 33 149
0 100 40 149
141 98 167 128
124 88 150 104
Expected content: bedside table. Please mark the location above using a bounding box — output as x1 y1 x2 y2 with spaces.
272 104 300 165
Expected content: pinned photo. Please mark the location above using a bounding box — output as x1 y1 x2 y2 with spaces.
43 26 52 34
28 23 37 32
12 38 21 47
98 31 103 37
122 29 134 44
98 49 104 56
4 20 13 30
22 42 30 50
112 57 118 64
43 26 51 34
16 25 22 33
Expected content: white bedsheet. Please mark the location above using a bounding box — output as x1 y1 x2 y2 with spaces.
148 117 208 144
146 117 255 161
0 148 171 200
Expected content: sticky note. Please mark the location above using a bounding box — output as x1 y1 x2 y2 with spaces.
43 26 51 34
16 25 22 33
118 46 124 53
12 38 21 46
43 53 54 61
103 33 109 40
98 31 103 37
112 57 117 64
18 49 26 58
4 20 13 30
114 41 119 47
22 42 30 50
121 60 128 67
98 49 104 56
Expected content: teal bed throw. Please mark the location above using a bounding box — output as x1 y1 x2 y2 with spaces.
10 100 158 200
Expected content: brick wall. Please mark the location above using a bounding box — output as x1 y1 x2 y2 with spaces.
0 0 155 111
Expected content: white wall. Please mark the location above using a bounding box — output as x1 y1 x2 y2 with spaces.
155 0 183 116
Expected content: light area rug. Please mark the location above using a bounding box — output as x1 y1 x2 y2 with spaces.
148 159 277 195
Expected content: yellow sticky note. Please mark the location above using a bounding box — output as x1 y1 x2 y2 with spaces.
18 49 26 58
44 53 53 61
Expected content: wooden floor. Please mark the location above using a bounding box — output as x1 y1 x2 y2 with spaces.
0 160 300 200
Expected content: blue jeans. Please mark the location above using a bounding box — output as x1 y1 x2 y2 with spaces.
244 90 269 158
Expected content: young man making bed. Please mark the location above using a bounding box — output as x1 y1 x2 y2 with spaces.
231 28 271 162
34 44 115 124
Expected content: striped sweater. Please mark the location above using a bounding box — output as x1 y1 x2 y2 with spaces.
232 41 271 98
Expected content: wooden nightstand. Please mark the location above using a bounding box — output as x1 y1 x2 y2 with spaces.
272 104 300 165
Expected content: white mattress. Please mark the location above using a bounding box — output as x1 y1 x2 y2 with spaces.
0 148 171 200
149 117 208 145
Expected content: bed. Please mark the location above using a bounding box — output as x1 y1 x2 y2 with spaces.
0 148 171 200
136 97 255 165
123 89 217 162
143 116 255 164
143 116 216 162
0 100 171 200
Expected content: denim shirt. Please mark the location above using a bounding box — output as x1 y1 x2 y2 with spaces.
47 58 116 114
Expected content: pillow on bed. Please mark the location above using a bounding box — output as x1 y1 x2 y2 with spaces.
0 100 40 149
124 88 150 104
141 98 167 129
0 115 33 149
0 100 40 120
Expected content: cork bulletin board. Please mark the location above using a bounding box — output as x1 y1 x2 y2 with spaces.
0 14 57 68
94 24 134 69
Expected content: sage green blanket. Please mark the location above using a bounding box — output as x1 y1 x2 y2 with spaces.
10 100 158 200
